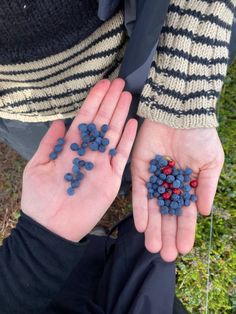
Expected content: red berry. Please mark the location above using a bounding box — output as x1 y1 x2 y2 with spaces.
173 188 181 195
168 160 175 167
163 182 169 189
163 192 171 200
163 166 172 175
168 183 173 189
190 180 198 188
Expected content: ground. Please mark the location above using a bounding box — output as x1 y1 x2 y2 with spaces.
0 61 235 313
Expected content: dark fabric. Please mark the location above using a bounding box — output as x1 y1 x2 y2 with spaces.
0 212 187 314
0 0 102 64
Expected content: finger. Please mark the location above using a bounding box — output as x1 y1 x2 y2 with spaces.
66 79 111 137
31 120 66 165
132 176 149 233
144 199 162 253
160 215 178 262
106 91 132 148
176 203 197 255
111 119 137 177
93 78 125 127
196 165 223 216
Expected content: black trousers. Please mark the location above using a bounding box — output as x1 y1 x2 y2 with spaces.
44 215 188 314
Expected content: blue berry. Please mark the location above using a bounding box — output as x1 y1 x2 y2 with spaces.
70 143 79 151
157 179 163 185
183 192 191 200
150 175 158 183
98 145 106 153
172 168 178 176
76 172 85 180
178 198 184 206
102 138 109 146
173 180 181 188
64 173 73 181
185 168 193 175
158 199 165 207
78 160 86 167
152 184 158 190
159 173 166 180
73 158 80 165
166 175 175 183
154 192 160 198
87 123 96 131
165 200 171 206
158 186 165 194
49 152 57 160
159 159 168 167
85 162 94 171
90 142 99 151
78 148 86 156
168 209 176 215
82 135 90 143
155 169 161 176
72 165 80 173
171 194 180 201
155 155 162 161
184 199 191 206
91 129 99 137
146 182 152 189
170 201 178 209
175 208 182 216
81 142 88 148
177 175 184 182
57 138 65 145
148 188 154 194
160 206 169 215
149 165 157 173
183 185 191 192
67 187 75 196
184 175 190 183
95 137 102 144
101 124 109 133
54 144 63 152
99 131 105 138
190 194 198 202
71 180 80 188
150 159 157 165
148 193 154 199
78 123 87 132
109 148 117 156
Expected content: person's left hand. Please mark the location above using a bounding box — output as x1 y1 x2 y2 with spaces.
21 79 137 242
131 119 224 261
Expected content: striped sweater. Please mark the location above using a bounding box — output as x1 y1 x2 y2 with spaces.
0 0 235 128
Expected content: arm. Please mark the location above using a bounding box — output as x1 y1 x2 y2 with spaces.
0 78 137 313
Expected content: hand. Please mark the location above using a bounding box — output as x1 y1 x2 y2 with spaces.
131 119 224 261
21 79 137 242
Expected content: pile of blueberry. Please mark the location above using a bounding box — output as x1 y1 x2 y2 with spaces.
49 123 117 196
146 155 198 216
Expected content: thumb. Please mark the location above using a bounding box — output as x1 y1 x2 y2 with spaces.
31 120 66 165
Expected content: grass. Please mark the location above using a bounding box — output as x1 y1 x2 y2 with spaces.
0 60 235 313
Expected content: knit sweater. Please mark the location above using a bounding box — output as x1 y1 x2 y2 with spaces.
0 0 235 128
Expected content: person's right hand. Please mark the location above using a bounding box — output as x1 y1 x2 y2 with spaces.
21 79 137 242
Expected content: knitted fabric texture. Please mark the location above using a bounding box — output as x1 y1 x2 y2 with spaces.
137 0 236 128
0 0 235 128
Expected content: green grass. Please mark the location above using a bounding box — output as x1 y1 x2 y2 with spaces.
176 60 236 313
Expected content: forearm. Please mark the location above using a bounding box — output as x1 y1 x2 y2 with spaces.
138 0 236 128
0 212 88 314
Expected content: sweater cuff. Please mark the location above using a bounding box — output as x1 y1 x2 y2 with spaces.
138 0 235 129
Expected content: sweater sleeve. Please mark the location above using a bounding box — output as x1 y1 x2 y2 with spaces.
0 211 88 314
137 0 236 129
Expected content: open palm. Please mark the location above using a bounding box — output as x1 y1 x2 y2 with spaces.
21 79 137 242
131 119 224 261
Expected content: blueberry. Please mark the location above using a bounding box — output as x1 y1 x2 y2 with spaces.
102 138 110 146
152 184 158 190
57 138 65 145
185 168 193 175
165 200 171 206
158 186 165 194
183 185 191 192
78 148 86 156
95 137 102 144
173 180 181 188
99 131 105 138
54 144 63 152
178 198 184 206
166 175 175 183
184 175 190 183
170 201 178 209
87 123 96 131
72 165 80 173
82 135 90 143
190 194 198 202
64 173 73 181
171 194 180 201
73 158 80 165
49 152 57 160
78 123 87 132
159 159 168 167
155 155 162 160
98 145 106 153
177 175 184 182
155 169 161 176
91 129 99 137
157 179 163 185
150 159 157 165
109 148 117 156
183 192 191 200
178 169 183 175
159 173 166 180
158 199 165 207
78 160 86 167
168 209 176 215
146 182 152 189
154 192 160 198
172 168 178 176
85 162 94 171
67 187 75 196
101 124 109 133
71 180 80 188
160 206 169 215
149 165 157 173
148 188 154 194
184 199 191 206
148 193 154 199
150 175 158 183
76 172 85 180
90 142 99 151
81 142 88 148
70 143 79 151
175 208 182 216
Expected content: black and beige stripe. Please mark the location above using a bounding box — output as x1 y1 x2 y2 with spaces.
138 0 235 128
0 11 126 122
